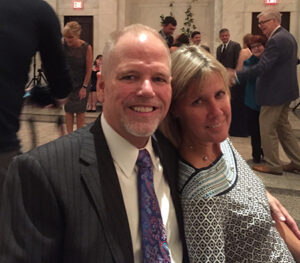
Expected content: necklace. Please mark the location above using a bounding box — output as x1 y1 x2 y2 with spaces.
188 145 210 162
202 155 208 161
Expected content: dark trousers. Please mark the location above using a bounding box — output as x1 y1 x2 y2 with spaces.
246 107 262 161
229 84 248 137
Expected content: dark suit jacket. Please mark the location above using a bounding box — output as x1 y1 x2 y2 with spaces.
0 117 188 263
216 40 241 69
237 27 299 106
159 30 174 48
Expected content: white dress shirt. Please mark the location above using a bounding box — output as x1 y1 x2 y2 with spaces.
101 115 183 263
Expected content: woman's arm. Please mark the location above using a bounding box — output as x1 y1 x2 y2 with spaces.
275 220 300 262
266 191 300 239
79 44 93 100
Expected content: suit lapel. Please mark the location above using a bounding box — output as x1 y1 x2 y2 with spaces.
80 116 134 263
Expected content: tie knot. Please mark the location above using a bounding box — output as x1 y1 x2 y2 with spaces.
136 149 152 169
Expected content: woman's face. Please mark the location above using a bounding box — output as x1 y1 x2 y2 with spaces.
96 57 102 68
64 33 79 47
250 42 265 58
172 72 231 146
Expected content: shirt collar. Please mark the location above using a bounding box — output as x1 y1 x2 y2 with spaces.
101 114 158 178
269 25 281 39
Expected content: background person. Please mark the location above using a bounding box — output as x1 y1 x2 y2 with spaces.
236 8 300 175
160 45 296 262
190 31 210 52
236 33 253 71
87 54 102 112
0 0 72 190
170 33 189 53
63 21 93 133
217 28 247 137
159 16 177 48
243 35 267 163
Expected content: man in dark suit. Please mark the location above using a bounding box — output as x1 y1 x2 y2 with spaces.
216 28 247 137
216 28 241 69
159 16 177 48
0 24 187 263
190 31 210 53
236 8 300 175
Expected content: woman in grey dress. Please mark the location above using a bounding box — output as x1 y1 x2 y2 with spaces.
63 21 93 133
160 45 297 262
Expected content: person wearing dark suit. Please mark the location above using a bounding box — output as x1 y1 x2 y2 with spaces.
236 8 300 175
159 16 177 48
0 0 72 185
216 28 241 69
0 24 188 263
216 28 247 137
190 31 210 53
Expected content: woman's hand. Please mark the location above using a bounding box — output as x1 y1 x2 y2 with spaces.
79 87 87 100
266 191 300 239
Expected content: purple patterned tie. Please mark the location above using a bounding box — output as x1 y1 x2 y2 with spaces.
136 149 171 263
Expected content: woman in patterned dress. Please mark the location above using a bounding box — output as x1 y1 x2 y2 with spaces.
63 21 93 133
160 45 297 262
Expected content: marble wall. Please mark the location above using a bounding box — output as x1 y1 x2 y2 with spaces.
46 0 300 57
46 0 299 84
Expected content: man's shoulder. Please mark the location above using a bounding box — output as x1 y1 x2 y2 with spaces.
272 27 295 41
230 40 241 48
27 123 94 160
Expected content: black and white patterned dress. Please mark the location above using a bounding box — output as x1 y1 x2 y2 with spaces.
179 139 294 262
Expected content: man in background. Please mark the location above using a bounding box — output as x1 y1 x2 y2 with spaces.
0 0 72 187
159 16 177 48
216 28 241 68
217 28 247 137
236 8 300 175
190 31 210 52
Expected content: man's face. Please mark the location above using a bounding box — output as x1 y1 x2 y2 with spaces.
98 33 172 148
219 31 230 44
163 23 176 36
191 34 201 45
258 15 277 38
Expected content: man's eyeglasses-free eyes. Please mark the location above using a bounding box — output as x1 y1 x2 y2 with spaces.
258 19 272 26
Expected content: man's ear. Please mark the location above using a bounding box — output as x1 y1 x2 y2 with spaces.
96 72 105 103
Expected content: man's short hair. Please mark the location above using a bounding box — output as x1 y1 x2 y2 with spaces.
162 16 177 26
191 31 201 38
102 24 169 78
257 8 282 24
219 28 229 35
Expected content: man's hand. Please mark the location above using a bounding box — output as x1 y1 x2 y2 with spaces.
266 191 300 239
226 68 237 86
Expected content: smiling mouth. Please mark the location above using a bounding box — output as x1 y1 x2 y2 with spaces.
207 122 222 129
131 106 155 113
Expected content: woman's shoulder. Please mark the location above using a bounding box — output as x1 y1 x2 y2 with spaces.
239 48 252 59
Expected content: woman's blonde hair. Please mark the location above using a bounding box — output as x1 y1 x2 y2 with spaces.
160 45 230 148
63 21 82 38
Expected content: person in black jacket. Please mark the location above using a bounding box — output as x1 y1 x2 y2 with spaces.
0 0 72 184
